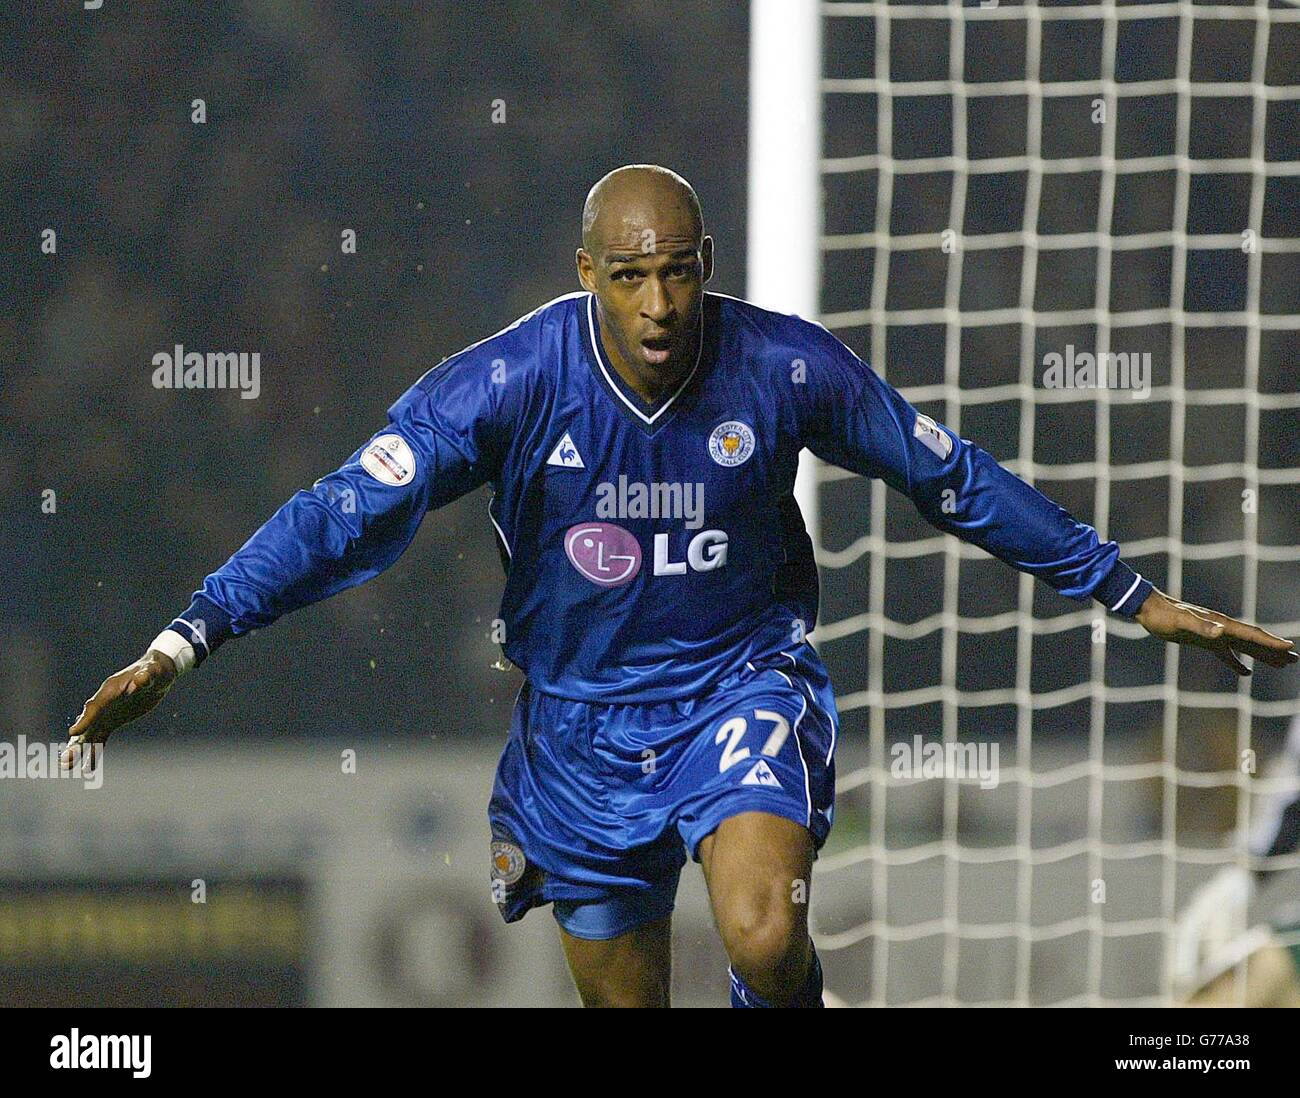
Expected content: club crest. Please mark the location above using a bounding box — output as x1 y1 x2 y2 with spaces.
708 420 755 467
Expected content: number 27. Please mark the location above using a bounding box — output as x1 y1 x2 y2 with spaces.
715 710 791 773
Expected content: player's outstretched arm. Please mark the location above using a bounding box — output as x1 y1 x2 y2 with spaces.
1133 588 1297 674
796 327 1297 673
61 649 178 770
61 348 512 769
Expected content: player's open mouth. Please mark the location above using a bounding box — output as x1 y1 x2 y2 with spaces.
640 335 673 365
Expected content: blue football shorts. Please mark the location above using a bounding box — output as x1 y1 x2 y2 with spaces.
487 644 839 940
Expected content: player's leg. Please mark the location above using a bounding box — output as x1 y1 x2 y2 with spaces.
488 682 686 1006
698 810 821 1007
556 914 673 1007
673 648 839 1007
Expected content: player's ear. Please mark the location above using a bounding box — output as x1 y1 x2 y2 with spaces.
576 248 597 293
701 236 714 284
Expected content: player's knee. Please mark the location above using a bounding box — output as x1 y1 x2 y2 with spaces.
576 969 670 1008
718 896 807 986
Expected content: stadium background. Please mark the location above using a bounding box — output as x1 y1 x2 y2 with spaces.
0 1 1296 1005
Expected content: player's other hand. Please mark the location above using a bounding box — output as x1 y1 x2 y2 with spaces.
1135 588 1298 675
61 650 178 771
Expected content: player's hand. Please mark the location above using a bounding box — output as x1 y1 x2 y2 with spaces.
61 650 178 771
1135 588 1298 674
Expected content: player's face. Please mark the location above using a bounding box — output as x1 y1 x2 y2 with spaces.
579 221 714 377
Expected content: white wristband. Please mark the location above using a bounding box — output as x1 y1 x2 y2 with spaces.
148 629 196 676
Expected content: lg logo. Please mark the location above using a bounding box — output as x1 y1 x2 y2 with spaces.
565 523 728 586
652 531 727 575
564 523 641 586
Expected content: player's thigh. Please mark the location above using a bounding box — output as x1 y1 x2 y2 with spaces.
698 811 814 966
557 914 673 1008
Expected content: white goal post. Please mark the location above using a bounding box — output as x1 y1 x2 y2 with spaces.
750 0 1300 1006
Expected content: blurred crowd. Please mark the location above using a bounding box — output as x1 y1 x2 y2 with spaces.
1 2 748 744
1 2 1295 758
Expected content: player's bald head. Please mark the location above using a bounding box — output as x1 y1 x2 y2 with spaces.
575 165 713 383
581 165 703 255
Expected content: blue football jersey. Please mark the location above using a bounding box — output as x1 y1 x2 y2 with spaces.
165 291 1151 702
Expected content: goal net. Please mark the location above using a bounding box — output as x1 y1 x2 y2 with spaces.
750 0 1300 1006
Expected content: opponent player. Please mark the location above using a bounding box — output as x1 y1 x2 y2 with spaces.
64 165 1298 1008
1175 711 1300 1007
